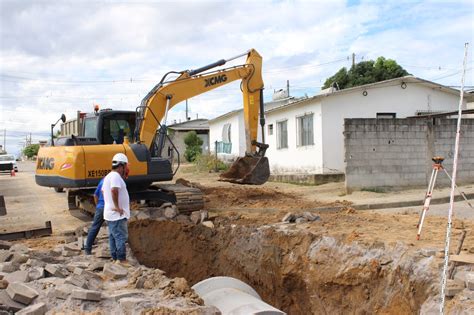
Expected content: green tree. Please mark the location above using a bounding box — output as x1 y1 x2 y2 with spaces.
184 131 203 162
323 57 409 89
23 144 40 159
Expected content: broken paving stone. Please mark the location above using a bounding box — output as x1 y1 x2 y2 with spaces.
27 267 45 281
0 240 12 250
64 243 81 252
201 221 214 229
282 213 295 223
110 290 144 301
87 261 105 272
95 247 111 259
15 302 47 315
61 250 77 257
77 237 84 249
302 212 320 222
0 262 18 273
0 290 25 312
0 250 13 263
25 259 45 268
71 289 101 301
190 211 201 225
295 217 308 224
4 270 29 283
63 234 76 243
175 214 191 224
9 244 30 254
6 282 39 305
466 272 474 290
446 279 465 297
103 262 128 279
119 297 149 311
10 254 29 265
420 248 438 257
44 264 67 278
65 275 88 289
164 207 178 219
51 283 79 300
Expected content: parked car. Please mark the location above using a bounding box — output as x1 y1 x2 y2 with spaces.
0 154 18 172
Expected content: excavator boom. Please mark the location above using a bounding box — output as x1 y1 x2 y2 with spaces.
137 49 269 185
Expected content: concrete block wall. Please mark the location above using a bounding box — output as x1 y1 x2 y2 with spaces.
345 118 474 192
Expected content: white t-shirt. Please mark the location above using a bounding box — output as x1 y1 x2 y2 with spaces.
102 171 130 221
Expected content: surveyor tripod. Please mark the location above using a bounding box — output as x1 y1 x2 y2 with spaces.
416 156 473 240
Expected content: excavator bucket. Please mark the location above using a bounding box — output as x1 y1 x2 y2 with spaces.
219 156 270 185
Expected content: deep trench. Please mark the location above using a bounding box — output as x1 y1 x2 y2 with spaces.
128 219 432 315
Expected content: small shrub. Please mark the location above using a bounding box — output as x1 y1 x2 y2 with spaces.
194 154 229 172
184 131 203 162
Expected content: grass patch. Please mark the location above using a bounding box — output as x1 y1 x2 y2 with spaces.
361 187 387 193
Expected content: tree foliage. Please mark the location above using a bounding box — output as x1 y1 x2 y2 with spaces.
184 131 203 162
23 144 40 159
323 57 410 89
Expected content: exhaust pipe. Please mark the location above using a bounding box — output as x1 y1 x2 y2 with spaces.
192 276 285 315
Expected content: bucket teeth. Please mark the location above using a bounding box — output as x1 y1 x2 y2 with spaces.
219 156 270 185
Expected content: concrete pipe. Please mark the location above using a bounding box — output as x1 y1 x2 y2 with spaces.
192 276 285 315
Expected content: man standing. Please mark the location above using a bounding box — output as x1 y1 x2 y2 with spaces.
84 178 105 255
102 153 130 264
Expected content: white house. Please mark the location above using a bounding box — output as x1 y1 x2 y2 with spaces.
209 76 474 174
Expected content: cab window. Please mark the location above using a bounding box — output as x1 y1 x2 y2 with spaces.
84 118 98 138
102 117 135 144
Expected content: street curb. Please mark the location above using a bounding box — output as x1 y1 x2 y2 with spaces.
351 192 474 211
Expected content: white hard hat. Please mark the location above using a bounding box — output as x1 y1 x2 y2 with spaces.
112 153 128 166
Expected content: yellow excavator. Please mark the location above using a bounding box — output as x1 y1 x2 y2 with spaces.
35 49 270 213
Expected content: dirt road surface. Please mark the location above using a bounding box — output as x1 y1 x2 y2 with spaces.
0 161 90 235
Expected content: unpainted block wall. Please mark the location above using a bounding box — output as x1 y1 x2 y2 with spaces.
344 118 474 192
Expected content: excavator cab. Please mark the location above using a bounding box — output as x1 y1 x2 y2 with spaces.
219 141 270 185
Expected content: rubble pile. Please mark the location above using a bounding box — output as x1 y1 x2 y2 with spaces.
0 206 220 315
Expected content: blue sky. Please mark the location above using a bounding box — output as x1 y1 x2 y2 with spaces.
0 0 473 156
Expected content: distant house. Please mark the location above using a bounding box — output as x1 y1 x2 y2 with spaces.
167 119 209 161
209 76 474 174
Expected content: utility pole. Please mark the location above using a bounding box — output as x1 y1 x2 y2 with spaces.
185 99 189 121
287 80 290 97
3 129 5 151
352 53 356 68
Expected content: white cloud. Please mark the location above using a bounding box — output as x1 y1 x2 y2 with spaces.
0 0 472 155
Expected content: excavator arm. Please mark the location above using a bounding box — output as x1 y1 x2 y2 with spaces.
136 49 269 184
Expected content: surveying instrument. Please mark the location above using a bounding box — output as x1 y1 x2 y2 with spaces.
416 156 473 240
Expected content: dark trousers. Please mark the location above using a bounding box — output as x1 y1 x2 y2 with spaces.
84 207 104 254
107 218 128 261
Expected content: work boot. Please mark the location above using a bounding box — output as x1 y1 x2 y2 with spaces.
116 260 132 268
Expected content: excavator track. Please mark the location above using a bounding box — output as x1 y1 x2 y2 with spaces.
151 184 205 214
69 184 205 216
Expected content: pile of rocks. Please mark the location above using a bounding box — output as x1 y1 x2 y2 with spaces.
0 229 219 314
281 211 321 224
129 203 214 228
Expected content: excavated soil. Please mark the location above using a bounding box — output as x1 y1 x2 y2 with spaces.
129 221 431 314
126 180 474 314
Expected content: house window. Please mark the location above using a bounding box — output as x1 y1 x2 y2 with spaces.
297 113 314 146
268 124 273 135
376 112 396 119
222 123 231 143
277 120 288 149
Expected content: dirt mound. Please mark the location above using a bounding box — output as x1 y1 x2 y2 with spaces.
200 185 348 210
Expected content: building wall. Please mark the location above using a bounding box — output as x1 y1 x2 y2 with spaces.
345 118 474 192
265 101 324 174
321 83 464 173
209 112 245 160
